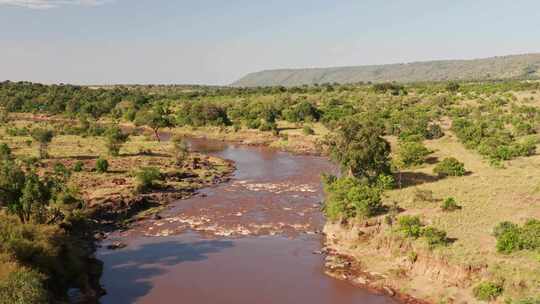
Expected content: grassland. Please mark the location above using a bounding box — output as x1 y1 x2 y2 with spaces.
324 113 540 302
0 119 234 223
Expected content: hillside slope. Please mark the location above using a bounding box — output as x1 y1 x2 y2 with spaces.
233 53 540 87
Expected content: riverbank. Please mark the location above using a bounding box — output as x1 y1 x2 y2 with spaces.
11 113 327 155
0 118 236 301
153 121 328 156
321 133 540 303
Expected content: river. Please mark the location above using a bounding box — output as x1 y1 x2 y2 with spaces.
96 138 397 304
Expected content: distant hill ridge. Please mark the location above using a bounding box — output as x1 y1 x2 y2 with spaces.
232 53 540 87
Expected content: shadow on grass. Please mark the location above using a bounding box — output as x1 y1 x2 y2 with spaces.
99 238 234 304
52 155 99 160
425 156 439 165
120 152 171 158
397 171 445 188
277 126 300 132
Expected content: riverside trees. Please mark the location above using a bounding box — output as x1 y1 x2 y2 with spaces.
322 117 392 222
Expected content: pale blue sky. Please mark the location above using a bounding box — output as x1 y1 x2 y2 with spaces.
1 0 539 85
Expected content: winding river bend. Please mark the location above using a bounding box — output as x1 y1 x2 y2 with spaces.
97 138 397 304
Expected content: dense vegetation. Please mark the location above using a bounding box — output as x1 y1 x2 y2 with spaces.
0 145 94 303
0 78 539 302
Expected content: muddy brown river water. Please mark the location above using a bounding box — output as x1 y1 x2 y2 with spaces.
97 138 398 304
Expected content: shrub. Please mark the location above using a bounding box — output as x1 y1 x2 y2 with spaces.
494 220 540 253
72 161 84 172
302 125 315 135
441 197 461 212
398 141 431 167
0 269 48 304
521 219 540 250
105 125 129 156
426 124 444 139
493 221 519 238
422 227 450 247
376 174 395 190
397 216 423 238
496 226 524 253
322 176 383 221
95 158 109 173
472 281 503 301
0 213 88 301
434 157 466 177
134 167 163 193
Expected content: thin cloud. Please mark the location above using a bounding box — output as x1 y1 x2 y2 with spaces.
0 0 113 9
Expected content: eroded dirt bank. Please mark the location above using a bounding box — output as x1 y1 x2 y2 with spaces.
323 222 480 304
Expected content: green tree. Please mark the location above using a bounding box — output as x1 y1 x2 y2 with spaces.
0 160 26 210
30 129 54 159
104 125 129 156
326 118 391 180
135 104 173 141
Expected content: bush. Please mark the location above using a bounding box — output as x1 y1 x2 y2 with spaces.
397 216 423 238
426 124 444 139
398 141 431 167
72 161 84 172
95 158 109 173
397 216 451 247
521 219 540 250
472 281 503 301
322 176 383 221
496 226 524 253
494 219 540 253
376 174 395 190
493 221 519 238
0 269 47 304
441 197 461 212
134 167 163 193
302 125 315 135
105 125 129 156
434 157 466 177
0 213 88 301
422 227 450 247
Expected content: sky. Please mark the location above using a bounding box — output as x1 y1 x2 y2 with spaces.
1 0 540 85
